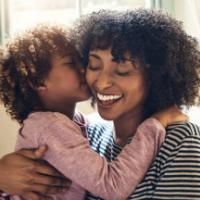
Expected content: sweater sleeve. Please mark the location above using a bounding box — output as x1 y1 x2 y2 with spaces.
19 112 165 200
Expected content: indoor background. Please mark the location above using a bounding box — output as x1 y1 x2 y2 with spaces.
0 0 200 157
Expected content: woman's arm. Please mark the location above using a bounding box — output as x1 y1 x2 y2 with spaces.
0 147 70 200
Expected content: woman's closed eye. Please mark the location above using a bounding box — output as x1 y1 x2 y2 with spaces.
115 70 131 76
115 61 134 76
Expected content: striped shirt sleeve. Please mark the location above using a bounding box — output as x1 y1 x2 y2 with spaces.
152 134 200 200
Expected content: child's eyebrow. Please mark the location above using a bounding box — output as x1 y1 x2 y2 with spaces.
89 53 100 60
61 54 73 58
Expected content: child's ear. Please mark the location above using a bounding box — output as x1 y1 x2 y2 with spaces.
36 85 47 92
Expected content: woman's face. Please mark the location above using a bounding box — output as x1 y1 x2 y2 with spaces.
86 49 149 121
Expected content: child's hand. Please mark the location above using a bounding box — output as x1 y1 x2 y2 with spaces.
153 106 189 128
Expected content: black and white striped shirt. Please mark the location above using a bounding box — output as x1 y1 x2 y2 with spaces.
85 121 200 200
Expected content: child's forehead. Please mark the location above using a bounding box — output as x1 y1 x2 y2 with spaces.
52 52 81 61
54 54 73 59
53 47 80 57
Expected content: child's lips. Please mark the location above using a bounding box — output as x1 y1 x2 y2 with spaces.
81 82 88 87
80 79 88 85
80 82 89 90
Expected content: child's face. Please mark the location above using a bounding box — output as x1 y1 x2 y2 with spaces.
41 54 90 105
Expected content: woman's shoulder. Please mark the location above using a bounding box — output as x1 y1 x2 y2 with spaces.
156 121 200 163
166 121 200 141
153 122 200 165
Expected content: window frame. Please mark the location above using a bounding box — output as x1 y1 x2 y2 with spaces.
0 0 174 45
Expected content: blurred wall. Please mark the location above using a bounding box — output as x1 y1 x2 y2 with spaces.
0 105 19 157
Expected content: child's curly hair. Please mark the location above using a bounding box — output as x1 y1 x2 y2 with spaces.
73 9 200 117
0 25 80 124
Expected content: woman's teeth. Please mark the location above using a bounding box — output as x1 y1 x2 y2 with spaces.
97 93 122 101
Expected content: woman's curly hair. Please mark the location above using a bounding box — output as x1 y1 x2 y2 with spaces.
0 25 79 124
73 9 200 117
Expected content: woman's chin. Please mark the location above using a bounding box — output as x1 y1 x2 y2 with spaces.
97 109 117 121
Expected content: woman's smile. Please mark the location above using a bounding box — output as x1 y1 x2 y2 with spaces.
96 92 124 108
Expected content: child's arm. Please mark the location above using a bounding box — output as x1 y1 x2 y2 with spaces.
17 112 164 200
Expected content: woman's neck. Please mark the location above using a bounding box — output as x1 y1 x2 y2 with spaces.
114 108 144 147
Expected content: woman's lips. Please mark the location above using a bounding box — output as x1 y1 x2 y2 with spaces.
96 93 123 108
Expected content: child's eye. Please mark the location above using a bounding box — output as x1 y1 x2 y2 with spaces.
63 62 77 69
68 62 75 65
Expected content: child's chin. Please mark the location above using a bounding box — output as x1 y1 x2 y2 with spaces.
77 94 91 102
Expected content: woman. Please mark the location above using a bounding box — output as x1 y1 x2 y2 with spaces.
72 9 200 199
1 9 200 199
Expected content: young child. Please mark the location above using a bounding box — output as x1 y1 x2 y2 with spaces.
0 25 186 200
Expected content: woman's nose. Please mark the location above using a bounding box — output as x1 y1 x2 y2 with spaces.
95 72 112 91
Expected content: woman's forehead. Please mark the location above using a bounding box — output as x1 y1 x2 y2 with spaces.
89 48 135 60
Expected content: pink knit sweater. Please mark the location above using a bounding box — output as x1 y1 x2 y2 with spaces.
1 112 165 200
